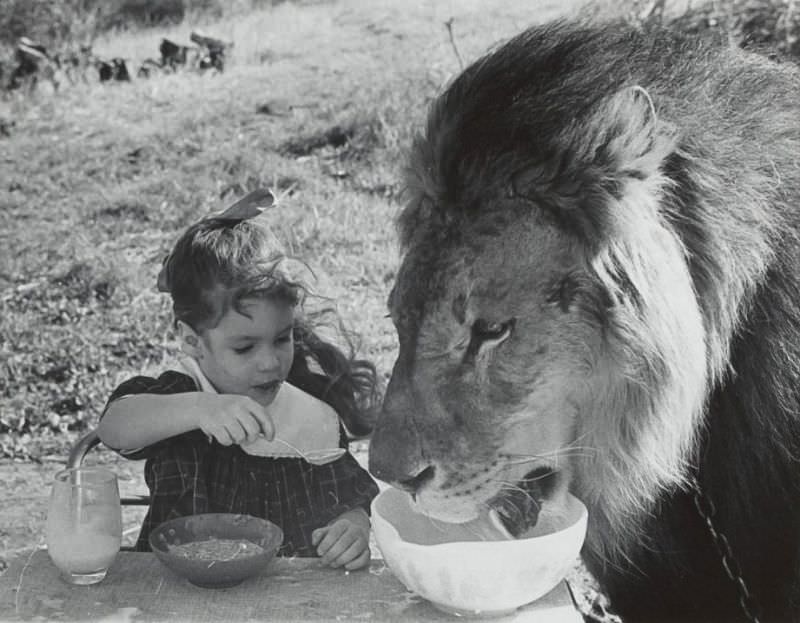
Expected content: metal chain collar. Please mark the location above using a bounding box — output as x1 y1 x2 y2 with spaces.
581 591 623 623
579 476 763 623
689 475 762 623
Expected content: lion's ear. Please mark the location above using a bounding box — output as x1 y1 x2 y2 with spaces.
509 86 676 243
510 86 677 244
586 85 676 184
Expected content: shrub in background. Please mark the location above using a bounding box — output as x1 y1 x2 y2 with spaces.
667 0 800 60
0 0 294 48
587 0 799 62
0 0 103 47
101 0 186 31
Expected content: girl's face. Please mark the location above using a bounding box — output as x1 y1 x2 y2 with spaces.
191 297 295 406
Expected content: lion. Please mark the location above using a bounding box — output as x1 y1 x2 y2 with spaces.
368 19 800 623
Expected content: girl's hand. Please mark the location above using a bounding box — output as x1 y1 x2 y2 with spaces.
311 508 371 570
195 394 275 446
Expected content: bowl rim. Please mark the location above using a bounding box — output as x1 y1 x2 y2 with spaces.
372 488 588 551
148 512 284 556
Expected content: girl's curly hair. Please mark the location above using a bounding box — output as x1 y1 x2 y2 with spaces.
160 215 380 438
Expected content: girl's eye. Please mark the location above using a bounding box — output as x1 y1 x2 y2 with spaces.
276 334 292 345
233 345 253 354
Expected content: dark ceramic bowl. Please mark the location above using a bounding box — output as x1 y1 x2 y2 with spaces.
149 513 283 588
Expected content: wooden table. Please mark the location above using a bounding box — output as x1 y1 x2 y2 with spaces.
0 550 583 622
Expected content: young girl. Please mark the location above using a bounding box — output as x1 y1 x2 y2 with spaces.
97 189 381 571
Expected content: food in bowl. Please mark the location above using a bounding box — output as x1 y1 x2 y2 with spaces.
168 537 267 562
371 487 588 616
150 513 283 588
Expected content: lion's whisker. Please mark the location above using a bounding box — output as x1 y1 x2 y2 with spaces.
493 479 543 509
517 472 559 484
504 448 596 459
505 449 596 459
504 444 598 457
504 455 594 466
503 448 597 465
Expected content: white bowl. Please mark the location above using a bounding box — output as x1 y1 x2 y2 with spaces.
371 487 588 617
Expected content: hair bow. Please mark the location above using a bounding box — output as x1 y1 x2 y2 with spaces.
215 187 276 220
156 188 278 292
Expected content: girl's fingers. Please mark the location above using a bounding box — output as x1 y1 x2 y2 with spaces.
238 396 274 440
209 426 233 446
238 412 262 441
224 419 248 444
320 535 353 566
330 538 368 569
343 547 370 571
256 411 275 440
316 522 349 557
250 410 275 441
311 526 327 547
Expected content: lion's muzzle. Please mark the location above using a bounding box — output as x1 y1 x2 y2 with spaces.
368 354 444 493
368 406 436 493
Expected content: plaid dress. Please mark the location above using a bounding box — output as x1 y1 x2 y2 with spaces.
103 371 379 556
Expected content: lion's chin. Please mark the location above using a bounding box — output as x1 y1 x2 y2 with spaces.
488 467 560 537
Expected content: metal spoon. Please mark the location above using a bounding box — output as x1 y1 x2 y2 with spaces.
272 437 345 465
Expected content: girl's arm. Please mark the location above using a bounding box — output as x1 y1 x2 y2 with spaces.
98 390 274 452
98 391 209 451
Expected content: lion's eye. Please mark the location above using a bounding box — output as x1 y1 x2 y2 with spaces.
463 318 515 364
472 318 514 343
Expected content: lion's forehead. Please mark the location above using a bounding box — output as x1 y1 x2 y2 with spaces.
391 217 571 328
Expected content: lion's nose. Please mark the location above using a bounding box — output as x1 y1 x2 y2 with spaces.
369 434 436 493
394 465 436 494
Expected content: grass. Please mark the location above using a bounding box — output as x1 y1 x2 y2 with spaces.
0 0 584 461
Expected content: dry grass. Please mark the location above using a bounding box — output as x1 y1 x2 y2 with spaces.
0 0 586 456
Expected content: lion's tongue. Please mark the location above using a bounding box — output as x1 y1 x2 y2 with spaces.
488 490 542 538
488 468 555 537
